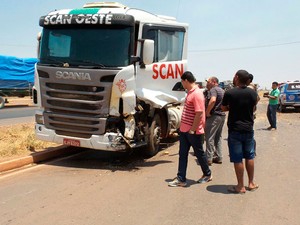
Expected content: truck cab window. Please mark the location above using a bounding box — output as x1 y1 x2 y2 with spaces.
143 26 185 63
48 32 71 57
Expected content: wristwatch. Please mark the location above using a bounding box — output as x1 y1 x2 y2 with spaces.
189 130 195 134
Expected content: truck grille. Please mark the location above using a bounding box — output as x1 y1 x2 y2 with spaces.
37 66 118 138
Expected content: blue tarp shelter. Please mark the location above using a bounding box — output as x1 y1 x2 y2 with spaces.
0 55 37 89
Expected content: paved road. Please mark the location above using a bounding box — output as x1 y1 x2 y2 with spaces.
0 100 299 225
0 106 36 126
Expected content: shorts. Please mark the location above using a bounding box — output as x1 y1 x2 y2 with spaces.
228 131 255 163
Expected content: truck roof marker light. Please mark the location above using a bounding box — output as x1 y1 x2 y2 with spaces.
83 2 127 9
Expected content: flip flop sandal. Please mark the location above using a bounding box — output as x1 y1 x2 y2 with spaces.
246 184 259 192
227 186 246 194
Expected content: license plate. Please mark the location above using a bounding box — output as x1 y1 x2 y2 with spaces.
63 138 81 147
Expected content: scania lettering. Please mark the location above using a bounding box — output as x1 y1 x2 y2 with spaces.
33 2 188 156
56 71 92 80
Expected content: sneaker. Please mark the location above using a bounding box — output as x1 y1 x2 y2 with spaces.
270 128 277 131
197 175 213 184
213 158 222 164
168 177 187 187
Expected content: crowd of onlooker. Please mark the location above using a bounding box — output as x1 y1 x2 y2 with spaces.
168 70 260 194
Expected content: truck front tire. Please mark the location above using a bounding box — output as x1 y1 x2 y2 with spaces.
145 114 161 157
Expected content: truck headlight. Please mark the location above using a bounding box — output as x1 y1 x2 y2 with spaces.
35 114 44 124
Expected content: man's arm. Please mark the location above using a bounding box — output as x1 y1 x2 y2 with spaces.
221 91 229 112
253 95 259 112
266 90 279 100
221 105 229 112
267 95 277 100
206 96 216 117
190 111 203 132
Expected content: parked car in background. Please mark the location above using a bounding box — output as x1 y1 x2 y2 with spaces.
278 81 300 112
196 81 207 91
219 80 234 91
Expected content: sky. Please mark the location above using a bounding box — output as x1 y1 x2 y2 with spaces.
1 0 300 89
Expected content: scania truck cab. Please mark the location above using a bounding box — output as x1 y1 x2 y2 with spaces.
34 2 188 156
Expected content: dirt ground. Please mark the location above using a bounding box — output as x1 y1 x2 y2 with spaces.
0 123 59 162
0 96 59 162
2 96 33 107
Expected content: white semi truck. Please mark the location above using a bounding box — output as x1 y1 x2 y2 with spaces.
33 2 188 156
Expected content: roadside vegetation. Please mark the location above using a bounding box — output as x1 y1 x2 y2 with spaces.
0 123 59 162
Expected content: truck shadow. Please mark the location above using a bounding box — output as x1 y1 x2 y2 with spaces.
43 137 178 172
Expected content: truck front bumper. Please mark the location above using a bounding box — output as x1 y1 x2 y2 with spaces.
35 124 128 151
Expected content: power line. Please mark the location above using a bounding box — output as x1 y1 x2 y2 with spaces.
189 41 300 53
176 0 181 19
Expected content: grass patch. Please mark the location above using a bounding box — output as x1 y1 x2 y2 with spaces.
0 123 59 162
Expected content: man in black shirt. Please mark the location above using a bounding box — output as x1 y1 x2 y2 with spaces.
221 70 259 194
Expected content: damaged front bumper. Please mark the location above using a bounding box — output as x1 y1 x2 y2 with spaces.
35 124 128 151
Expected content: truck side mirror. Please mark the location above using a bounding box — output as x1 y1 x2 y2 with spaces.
142 39 154 65
172 82 185 91
32 87 38 104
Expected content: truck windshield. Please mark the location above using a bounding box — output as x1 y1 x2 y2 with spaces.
39 26 132 68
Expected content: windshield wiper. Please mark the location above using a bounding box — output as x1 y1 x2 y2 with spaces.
71 60 107 69
38 58 67 67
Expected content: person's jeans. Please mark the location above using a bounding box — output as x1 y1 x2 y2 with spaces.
267 104 277 128
177 132 211 182
205 115 226 161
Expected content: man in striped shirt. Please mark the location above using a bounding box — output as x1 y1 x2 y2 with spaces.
168 71 212 187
